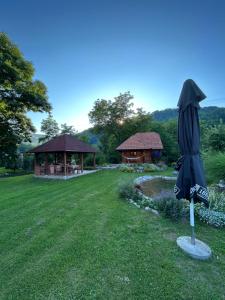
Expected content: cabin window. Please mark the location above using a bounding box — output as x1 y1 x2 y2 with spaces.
131 151 137 156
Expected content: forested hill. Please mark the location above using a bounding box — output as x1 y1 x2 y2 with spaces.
152 106 225 124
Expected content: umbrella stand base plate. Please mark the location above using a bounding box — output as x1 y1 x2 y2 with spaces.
177 236 212 260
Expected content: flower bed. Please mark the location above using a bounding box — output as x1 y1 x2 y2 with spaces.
118 163 164 173
195 187 225 228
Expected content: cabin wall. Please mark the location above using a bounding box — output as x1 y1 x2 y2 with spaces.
121 150 152 164
144 150 152 163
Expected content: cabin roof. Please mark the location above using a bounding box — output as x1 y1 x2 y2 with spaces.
30 134 97 153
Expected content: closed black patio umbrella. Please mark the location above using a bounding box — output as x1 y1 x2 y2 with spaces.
175 79 209 245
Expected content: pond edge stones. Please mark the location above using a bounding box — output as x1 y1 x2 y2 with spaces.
134 175 177 186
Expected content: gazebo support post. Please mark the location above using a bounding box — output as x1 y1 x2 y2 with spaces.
64 152 67 177
34 153 37 175
80 153 83 173
93 152 96 169
45 153 48 175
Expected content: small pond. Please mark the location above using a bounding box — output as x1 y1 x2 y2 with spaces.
140 178 176 198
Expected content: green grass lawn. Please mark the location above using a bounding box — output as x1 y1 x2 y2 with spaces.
0 170 225 299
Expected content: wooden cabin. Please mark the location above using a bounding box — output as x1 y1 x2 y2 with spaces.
116 132 163 163
29 134 97 179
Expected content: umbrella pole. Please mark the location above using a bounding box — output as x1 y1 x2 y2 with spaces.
190 198 195 245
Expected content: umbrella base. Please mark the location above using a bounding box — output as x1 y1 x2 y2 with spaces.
177 236 212 260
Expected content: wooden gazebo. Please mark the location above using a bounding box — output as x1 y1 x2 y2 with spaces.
30 134 97 178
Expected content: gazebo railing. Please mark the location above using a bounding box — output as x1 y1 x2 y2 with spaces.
34 164 82 176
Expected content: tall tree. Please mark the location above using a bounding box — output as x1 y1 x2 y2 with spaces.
89 92 135 162
39 115 59 142
89 91 134 136
60 123 77 135
0 33 51 165
89 92 155 162
202 122 225 152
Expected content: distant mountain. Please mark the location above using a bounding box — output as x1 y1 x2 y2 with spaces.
77 129 101 146
31 134 44 145
152 106 225 124
151 108 178 121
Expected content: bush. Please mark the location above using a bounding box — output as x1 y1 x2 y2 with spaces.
194 187 225 227
118 181 142 202
154 195 187 221
204 151 225 184
23 155 34 172
119 163 161 173
199 209 225 227
157 161 168 171
118 181 155 208
170 162 177 169
208 188 225 213
138 196 155 209
84 152 106 167
143 163 161 172
119 164 135 173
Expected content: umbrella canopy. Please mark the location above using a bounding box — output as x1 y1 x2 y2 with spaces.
174 79 209 207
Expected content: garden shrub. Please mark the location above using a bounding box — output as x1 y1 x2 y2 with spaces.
170 162 177 168
157 161 168 171
154 194 187 221
84 152 106 167
119 163 161 173
118 164 135 173
208 188 225 213
194 187 225 227
118 181 155 208
143 163 160 172
138 196 155 209
23 155 34 172
204 151 225 184
199 209 225 227
118 181 142 202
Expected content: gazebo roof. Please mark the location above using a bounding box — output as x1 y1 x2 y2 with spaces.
116 132 163 151
30 134 97 153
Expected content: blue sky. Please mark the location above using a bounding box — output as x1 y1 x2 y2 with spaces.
1 0 225 132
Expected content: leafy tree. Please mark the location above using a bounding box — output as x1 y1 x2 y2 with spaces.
39 115 59 142
89 92 157 162
89 92 135 162
60 123 77 135
202 123 225 152
161 119 179 162
89 92 136 162
89 92 134 135
0 32 51 166
147 120 179 164
78 134 89 143
203 151 225 183
120 108 153 140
